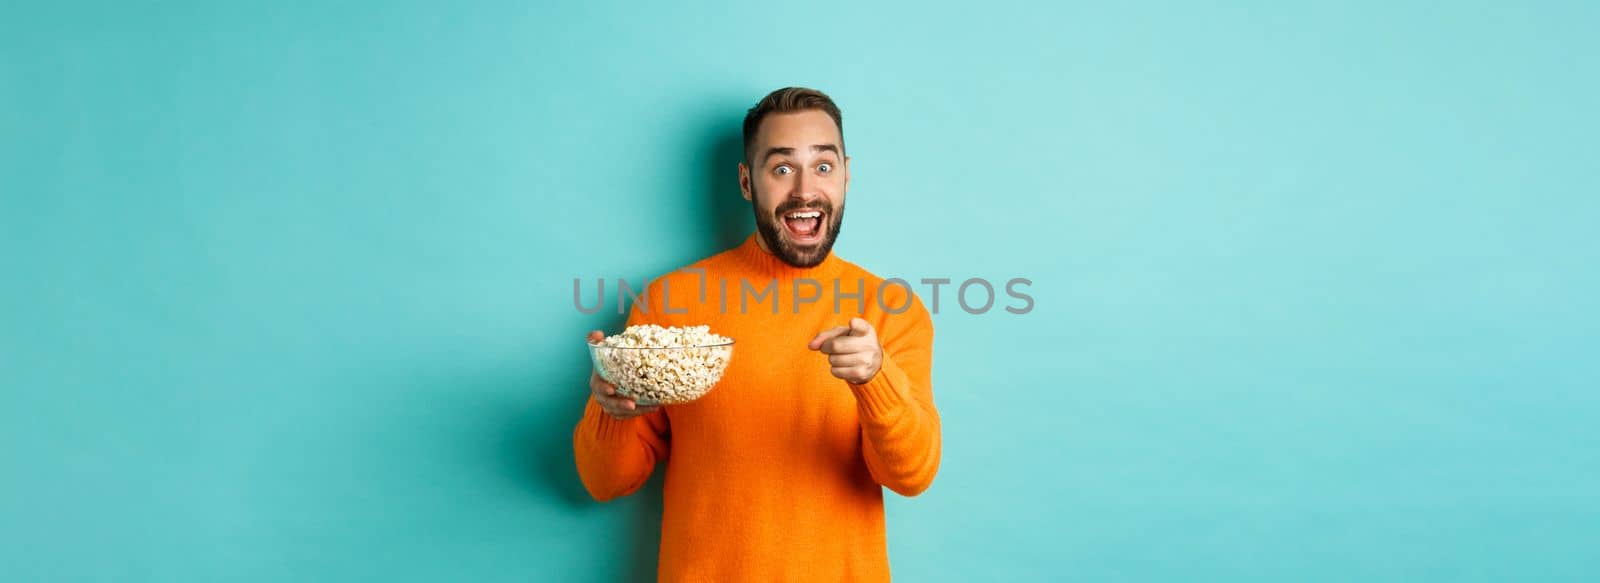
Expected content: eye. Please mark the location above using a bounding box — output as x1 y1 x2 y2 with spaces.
818 163 833 173
774 165 793 175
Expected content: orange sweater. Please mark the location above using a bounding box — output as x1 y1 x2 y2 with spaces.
573 233 941 582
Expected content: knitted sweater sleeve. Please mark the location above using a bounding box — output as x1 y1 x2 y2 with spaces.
573 306 671 502
850 296 942 497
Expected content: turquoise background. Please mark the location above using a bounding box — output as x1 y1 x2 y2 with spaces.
3 1 1597 581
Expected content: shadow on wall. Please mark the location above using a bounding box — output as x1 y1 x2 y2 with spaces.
515 308 624 507
505 308 673 583
693 110 755 258
518 106 750 581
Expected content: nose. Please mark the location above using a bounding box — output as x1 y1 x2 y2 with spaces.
788 168 821 203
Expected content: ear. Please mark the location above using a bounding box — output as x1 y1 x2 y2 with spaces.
738 163 753 201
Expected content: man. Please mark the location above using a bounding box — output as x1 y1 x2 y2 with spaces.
573 87 941 582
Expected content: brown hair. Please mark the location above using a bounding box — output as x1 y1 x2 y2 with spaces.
742 87 844 165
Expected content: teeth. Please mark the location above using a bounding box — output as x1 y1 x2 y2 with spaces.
786 211 822 219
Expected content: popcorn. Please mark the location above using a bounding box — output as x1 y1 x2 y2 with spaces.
591 325 734 405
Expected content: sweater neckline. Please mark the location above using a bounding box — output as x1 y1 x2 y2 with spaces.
732 232 845 280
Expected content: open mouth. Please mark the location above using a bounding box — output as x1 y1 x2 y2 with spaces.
780 209 826 244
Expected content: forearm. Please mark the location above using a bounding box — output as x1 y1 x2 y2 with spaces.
850 354 942 497
572 398 663 502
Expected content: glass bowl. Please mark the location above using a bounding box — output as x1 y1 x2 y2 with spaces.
587 340 735 406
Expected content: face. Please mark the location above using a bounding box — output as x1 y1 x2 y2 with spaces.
739 110 849 268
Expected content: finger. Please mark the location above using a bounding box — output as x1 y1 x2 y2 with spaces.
593 391 625 409
587 330 604 344
828 352 867 368
831 366 863 381
595 396 622 417
822 335 874 356
608 392 636 409
589 371 617 396
596 394 638 416
808 326 851 350
848 317 874 337
825 329 876 352
590 379 629 406
609 401 659 419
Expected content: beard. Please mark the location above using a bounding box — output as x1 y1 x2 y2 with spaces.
750 187 845 268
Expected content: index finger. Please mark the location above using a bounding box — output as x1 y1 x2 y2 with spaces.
589 370 620 399
808 326 851 351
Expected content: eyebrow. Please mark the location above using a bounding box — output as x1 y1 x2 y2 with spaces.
761 144 842 165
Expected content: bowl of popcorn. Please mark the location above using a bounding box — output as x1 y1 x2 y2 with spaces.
588 324 735 406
